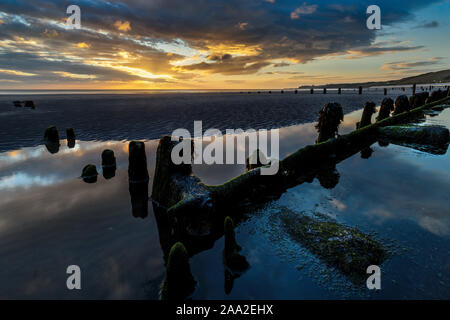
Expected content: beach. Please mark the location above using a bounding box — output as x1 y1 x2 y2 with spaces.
0 91 449 299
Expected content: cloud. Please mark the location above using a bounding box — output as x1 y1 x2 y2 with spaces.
381 57 445 72
345 43 425 59
177 55 272 75
0 68 36 76
415 20 439 29
290 3 318 19
0 0 445 87
76 42 90 49
114 20 131 32
237 22 248 30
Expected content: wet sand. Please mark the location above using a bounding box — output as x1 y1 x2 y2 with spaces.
0 92 449 299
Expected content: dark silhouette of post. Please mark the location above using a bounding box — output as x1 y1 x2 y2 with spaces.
412 84 416 96
338 88 341 95
310 88 314 94
323 88 327 94
384 88 387 96
358 86 363 95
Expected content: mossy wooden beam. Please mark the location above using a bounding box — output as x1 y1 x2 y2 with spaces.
378 125 449 154
152 136 215 236
211 95 450 205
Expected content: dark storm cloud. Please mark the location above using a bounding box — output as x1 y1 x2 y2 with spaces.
0 0 443 79
381 57 445 72
415 20 439 29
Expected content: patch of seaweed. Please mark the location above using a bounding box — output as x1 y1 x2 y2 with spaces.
278 208 388 284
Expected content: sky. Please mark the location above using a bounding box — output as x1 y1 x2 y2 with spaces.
0 0 449 89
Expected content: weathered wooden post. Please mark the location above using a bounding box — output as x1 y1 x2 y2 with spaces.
160 242 197 300
376 98 394 122
357 102 377 129
384 88 387 96
315 102 344 143
412 92 429 108
323 88 327 94
338 88 342 95
66 128 76 148
128 141 149 182
81 164 98 184
358 86 363 95
393 95 410 115
44 126 59 143
412 83 417 96
102 149 116 179
24 101 35 109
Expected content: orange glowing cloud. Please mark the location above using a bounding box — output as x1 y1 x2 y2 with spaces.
114 20 131 32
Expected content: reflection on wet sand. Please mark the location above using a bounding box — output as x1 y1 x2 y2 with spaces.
45 141 60 154
129 182 149 219
66 128 76 149
360 147 374 159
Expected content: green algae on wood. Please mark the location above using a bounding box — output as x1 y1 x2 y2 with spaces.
278 208 387 284
160 242 197 300
315 102 344 143
152 136 214 237
378 125 449 155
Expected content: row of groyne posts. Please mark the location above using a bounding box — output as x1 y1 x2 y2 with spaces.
239 84 450 95
39 87 450 300
43 126 150 218
40 126 249 297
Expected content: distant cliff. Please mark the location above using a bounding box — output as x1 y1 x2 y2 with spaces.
299 69 450 89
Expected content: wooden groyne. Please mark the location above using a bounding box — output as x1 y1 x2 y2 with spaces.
152 94 449 228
